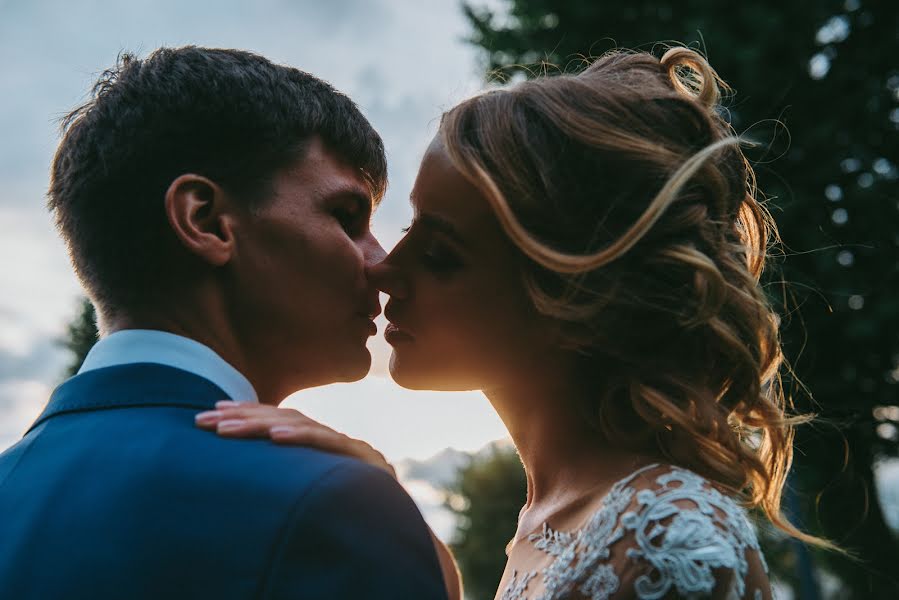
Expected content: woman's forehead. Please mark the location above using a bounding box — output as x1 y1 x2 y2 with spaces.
411 143 498 236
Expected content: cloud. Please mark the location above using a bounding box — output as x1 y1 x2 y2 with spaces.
269 0 394 37
0 379 52 450
0 206 83 345
0 336 68 382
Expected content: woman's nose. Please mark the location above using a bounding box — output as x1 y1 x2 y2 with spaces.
366 261 409 299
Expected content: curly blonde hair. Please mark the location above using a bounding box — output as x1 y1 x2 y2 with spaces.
440 46 826 546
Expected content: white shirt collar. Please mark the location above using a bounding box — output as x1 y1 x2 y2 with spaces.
77 329 258 403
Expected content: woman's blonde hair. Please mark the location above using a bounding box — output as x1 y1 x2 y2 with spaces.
440 46 828 547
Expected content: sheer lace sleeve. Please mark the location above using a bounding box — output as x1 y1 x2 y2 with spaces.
499 465 772 600
606 468 771 600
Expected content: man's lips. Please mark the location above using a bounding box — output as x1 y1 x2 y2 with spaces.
356 314 378 336
366 299 382 320
356 295 382 337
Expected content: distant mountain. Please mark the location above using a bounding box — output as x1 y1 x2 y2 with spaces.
397 438 515 490
396 439 516 542
398 447 470 489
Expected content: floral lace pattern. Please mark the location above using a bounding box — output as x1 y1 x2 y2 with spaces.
500 570 538 600
499 464 769 600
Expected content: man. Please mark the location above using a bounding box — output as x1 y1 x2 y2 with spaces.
0 47 448 599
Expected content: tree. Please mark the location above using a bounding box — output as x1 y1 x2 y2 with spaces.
62 297 98 376
447 444 527 600
461 0 898 596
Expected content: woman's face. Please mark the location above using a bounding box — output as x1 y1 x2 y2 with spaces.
378 137 552 391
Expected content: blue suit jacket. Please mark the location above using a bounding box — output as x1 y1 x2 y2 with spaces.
0 363 448 599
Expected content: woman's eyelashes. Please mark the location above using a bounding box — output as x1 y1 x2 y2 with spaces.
421 239 463 274
398 223 464 276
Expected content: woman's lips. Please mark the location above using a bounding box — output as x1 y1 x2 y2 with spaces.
384 322 414 345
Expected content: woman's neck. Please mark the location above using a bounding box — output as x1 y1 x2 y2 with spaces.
484 370 658 519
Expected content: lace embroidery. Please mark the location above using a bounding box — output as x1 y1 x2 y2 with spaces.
500 465 768 600
501 570 537 600
531 523 575 557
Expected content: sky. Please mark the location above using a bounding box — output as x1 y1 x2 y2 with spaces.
0 0 512 462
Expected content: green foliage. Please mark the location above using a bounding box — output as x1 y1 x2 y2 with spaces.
460 0 899 595
62 297 98 377
447 445 527 600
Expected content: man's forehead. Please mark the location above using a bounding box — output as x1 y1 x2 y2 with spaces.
281 140 376 204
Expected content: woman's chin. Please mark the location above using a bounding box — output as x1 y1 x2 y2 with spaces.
388 353 480 391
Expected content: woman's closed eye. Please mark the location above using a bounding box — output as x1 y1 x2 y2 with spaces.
396 221 465 276
421 239 463 274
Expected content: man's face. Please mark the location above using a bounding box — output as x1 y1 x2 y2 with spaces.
227 138 385 399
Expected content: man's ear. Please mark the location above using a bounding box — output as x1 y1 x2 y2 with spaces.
164 174 237 267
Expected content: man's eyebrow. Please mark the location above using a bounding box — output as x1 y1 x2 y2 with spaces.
323 185 375 212
415 212 467 245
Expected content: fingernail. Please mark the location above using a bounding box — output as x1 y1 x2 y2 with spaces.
216 400 240 408
270 426 296 436
195 411 222 423
217 419 244 431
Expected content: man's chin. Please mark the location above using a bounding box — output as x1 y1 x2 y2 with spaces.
333 349 372 383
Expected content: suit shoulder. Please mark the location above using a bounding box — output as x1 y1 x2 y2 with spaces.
262 458 448 599
165 425 370 500
299 459 413 508
287 458 430 538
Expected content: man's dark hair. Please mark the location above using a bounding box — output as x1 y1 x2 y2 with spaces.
49 46 387 315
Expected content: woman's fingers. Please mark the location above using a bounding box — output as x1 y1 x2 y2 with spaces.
214 417 298 438
195 403 314 438
270 424 348 450
271 425 396 479
194 402 397 479
195 404 309 431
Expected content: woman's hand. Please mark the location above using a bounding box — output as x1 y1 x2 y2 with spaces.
194 401 396 480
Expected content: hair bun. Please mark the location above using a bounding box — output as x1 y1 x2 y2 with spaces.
660 47 723 110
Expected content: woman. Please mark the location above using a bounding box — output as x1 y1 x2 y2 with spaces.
197 47 823 599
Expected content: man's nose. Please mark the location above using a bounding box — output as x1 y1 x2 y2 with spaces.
362 232 387 267
366 260 409 299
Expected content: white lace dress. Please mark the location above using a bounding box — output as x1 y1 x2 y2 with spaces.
497 464 771 600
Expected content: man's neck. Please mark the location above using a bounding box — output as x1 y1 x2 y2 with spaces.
101 307 283 404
